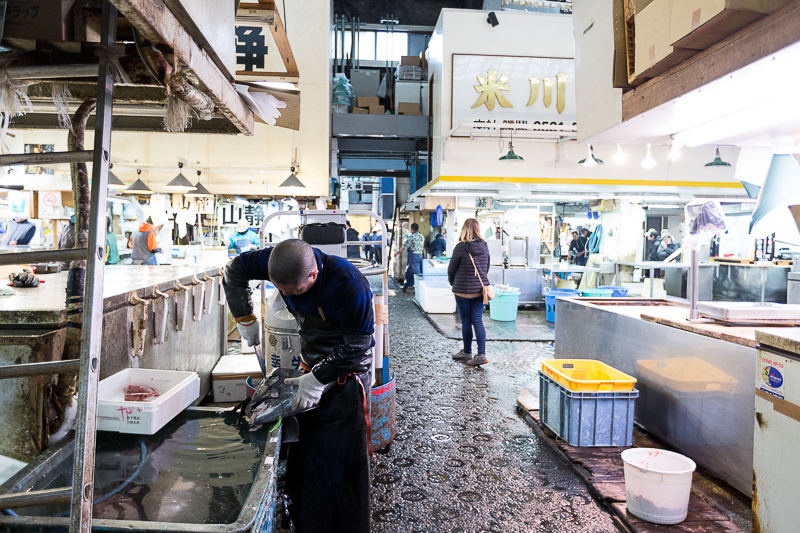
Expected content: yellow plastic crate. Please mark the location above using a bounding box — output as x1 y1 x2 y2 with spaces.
541 359 636 392
636 357 737 393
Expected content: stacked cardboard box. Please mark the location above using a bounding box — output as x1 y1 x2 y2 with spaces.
352 96 384 115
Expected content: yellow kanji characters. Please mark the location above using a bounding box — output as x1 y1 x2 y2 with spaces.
471 69 513 110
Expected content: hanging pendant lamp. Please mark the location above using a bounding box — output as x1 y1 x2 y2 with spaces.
107 164 127 190
123 169 152 194
185 169 213 196
499 131 523 161
280 148 306 187
165 162 197 192
705 146 732 167
578 144 603 167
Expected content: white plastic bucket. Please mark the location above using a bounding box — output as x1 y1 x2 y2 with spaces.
621 448 696 524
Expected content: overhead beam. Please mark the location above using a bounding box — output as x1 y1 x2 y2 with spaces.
622 0 800 121
110 0 254 135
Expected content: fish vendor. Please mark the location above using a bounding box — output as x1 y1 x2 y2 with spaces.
223 238 374 533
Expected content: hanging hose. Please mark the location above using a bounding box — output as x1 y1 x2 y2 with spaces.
588 224 602 254
4 440 148 518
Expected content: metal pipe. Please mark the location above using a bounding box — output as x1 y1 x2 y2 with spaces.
0 487 72 508
0 359 80 379
0 150 93 166
689 248 700 320
0 248 88 266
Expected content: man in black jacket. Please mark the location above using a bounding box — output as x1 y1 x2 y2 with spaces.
223 239 374 532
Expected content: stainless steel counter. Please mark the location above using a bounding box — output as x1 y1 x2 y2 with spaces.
553 297 772 496
0 259 230 461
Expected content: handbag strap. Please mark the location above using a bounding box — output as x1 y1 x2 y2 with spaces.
467 252 486 288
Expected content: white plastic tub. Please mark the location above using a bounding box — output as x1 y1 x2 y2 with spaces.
97 368 200 435
621 448 696 524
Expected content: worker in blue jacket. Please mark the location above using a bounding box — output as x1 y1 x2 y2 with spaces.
223 239 374 532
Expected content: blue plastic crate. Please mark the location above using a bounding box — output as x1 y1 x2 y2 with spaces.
597 285 628 297
538 371 638 447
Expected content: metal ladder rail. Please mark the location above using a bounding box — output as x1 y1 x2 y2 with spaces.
0 3 117 531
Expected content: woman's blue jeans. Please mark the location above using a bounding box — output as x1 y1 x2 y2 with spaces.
455 295 486 355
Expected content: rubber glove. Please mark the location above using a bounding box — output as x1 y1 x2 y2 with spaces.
237 318 261 346
285 372 328 411
9 269 39 287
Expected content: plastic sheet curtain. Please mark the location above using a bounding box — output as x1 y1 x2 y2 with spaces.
749 154 800 233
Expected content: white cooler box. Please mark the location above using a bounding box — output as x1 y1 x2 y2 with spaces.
211 354 263 402
414 276 456 314
97 368 200 435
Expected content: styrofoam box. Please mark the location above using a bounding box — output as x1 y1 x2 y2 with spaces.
97 368 200 435
211 354 263 403
0 454 27 485
414 276 456 314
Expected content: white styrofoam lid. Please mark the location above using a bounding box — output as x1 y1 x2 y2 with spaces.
212 354 262 376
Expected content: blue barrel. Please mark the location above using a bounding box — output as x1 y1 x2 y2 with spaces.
371 373 396 451
544 289 580 323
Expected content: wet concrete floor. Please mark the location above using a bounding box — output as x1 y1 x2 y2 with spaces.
369 286 621 532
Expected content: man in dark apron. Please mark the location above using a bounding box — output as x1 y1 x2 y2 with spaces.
223 239 374 532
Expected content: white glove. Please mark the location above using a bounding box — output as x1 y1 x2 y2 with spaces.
285 372 328 411
237 319 260 347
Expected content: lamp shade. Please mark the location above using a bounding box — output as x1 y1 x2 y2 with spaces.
184 170 213 196
705 146 731 167
124 178 152 195
107 171 127 190
750 154 800 233
499 141 523 161
185 181 212 196
578 144 603 167
165 163 196 192
280 166 305 187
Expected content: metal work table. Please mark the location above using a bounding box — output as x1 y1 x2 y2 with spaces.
614 261 716 297
0 258 228 322
553 296 793 496
541 264 600 288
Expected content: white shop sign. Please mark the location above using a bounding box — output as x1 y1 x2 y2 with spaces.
451 54 577 138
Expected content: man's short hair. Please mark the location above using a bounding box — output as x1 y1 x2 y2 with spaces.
411 223 419 231
268 239 316 286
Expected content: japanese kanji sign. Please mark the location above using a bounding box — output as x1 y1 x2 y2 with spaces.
451 54 577 138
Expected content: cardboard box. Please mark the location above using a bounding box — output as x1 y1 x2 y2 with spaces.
368 103 385 114
397 102 421 115
612 0 631 88
4 0 75 41
357 96 380 108
670 0 790 50
633 0 694 79
211 354 263 403
400 55 421 66
790 205 800 233
351 106 369 114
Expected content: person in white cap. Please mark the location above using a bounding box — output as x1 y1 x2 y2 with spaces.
228 218 260 255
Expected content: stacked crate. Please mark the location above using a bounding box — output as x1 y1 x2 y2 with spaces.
538 359 638 446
